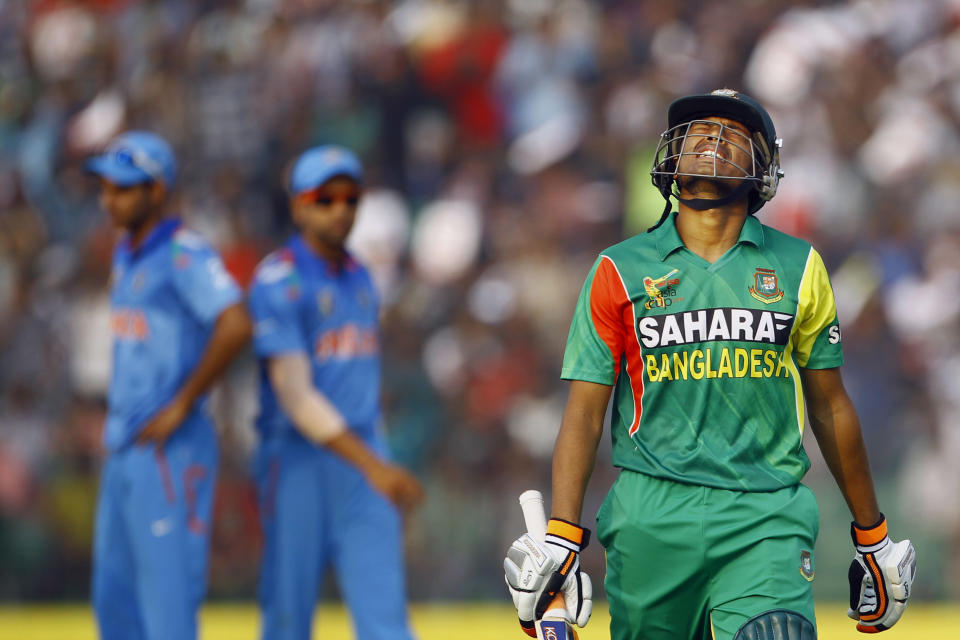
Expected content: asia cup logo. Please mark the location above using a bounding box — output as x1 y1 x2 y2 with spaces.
643 269 680 309
748 267 784 304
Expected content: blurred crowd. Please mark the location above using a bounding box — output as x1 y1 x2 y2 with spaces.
2 0 960 603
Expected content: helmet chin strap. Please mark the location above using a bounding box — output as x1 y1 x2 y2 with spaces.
677 180 753 211
677 179 754 211
646 198 674 233
647 178 756 233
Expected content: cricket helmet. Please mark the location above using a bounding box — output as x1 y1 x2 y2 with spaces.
650 88 783 215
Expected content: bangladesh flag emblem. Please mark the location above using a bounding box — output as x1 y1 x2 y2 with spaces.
749 267 784 303
799 549 815 581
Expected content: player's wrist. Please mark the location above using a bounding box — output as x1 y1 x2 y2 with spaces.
171 390 197 414
308 415 347 444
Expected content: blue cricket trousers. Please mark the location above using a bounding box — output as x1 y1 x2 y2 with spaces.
255 431 414 640
91 415 218 640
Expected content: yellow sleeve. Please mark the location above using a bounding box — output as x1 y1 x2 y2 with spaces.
793 248 844 369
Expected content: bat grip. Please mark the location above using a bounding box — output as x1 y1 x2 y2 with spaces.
519 490 570 622
519 489 548 541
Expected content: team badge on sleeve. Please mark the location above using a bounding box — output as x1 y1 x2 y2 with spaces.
749 267 784 303
799 550 815 581
206 257 233 290
172 228 204 269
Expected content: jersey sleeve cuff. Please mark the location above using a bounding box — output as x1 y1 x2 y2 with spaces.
255 343 308 358
559 367 615 385
796 354 844 369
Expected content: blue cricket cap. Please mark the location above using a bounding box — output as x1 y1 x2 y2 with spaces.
86 131 177 187
289 145 363 195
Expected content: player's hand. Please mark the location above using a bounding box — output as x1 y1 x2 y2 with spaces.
137 395 191 446
536 519 593 628
365 462 424 513
559 562 592 628
847 515 917 633
504 532 556 637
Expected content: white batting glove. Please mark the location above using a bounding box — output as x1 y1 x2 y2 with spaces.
504 533 557 637
536 518 593 628
847 515 917 633
559 563 593 627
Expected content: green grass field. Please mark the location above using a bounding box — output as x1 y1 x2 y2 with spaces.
0 601 954 639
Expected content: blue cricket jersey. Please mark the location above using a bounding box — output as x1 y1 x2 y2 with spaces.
248 235 382 438
106 218 242 451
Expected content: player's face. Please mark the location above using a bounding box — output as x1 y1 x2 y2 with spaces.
99 179 164 231
674 116 755 184
292 177 361 250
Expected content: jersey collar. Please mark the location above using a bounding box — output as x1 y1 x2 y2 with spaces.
654 212 765 261
118 217 181 260
290 234 359 277
738 215 765 249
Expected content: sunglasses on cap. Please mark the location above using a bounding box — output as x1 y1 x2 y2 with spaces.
296 187 362 207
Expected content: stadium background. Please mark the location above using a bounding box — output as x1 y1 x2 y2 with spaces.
1 0 958 637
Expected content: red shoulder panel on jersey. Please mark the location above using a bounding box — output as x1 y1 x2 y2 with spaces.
592 256 645 436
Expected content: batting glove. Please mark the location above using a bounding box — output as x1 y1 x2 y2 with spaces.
535 518 593 628
504 533 557 637
847 515 917 633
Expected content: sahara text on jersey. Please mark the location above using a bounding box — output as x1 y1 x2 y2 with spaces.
637 307 795 348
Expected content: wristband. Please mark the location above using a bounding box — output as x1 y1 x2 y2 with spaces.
851 514 888 552
545 518 591 552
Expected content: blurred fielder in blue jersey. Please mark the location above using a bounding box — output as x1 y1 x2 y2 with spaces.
86 131 253 640
248 145 424 640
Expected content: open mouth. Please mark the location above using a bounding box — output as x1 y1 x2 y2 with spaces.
697 148 727 162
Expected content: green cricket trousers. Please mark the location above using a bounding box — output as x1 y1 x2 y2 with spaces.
596 470 819 640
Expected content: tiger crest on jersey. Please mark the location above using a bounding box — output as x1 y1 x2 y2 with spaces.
749 267 784 303
799 549 815 581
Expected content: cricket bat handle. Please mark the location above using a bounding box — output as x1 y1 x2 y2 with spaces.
519 491 577 639
519 490 549 540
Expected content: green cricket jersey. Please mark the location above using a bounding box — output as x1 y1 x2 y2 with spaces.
562 213 843 491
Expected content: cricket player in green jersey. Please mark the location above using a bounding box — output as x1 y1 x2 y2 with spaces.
504 90 917 640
